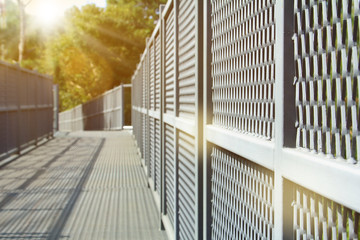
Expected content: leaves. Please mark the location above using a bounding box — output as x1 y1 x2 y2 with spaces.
1 0 166 111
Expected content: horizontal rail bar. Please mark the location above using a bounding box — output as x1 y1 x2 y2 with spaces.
206 125 275 170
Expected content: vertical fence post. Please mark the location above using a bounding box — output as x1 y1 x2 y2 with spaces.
283 1 296 239
203 0 212 238
2 64 9 157
274 0 295 238
160 3 166 230
34 75 38 145
273 1 285 238
195 1 204 240
16 67 21 154
121 84 124 129
53 84 59 132
4 65 8 156
146 38 151 184
173 0 179 238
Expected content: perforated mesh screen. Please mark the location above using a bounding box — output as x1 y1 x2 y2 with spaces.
291 184 360 239
178 130 196 240
165 9 175 114
149 117 155 180
211 0 276 139
155 34 161 111
294 0 360 162
211 147 274 239
178 0 196 119
164 124 175 227
155 119 161 194
149 44 155 110
0 64 53 156
142 114 147 165
3 67 18 109
142 53 148 109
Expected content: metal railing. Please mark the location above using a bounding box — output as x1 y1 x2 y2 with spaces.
0 61 53 161
59 84 131 131
131 0 360 239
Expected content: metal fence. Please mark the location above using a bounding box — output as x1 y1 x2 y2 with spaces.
131 0 360 239
59 84 131 131
0 61 53 161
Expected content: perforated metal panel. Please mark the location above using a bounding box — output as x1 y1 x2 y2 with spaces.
294 0 360 162
178 0 196 119
291 184 360 240
164 124 175 227
142 114 147 162
155 34 161 111
211 0 276 139
143 53 148 110
150 44 155 111
4 67 18 109
0 64 6 155
149 117 155 181
0 61 53 158
155 119 161 194
211 147 275 239
142 56 149 163
128 1 360 240
59 85 127 132
178 130 196 240
165 8 176 114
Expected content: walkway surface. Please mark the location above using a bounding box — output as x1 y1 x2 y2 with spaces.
0 131 167 240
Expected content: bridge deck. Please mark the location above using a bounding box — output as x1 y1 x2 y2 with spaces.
0 131 167 240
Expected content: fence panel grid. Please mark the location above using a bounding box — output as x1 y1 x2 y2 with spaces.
130 0 360 239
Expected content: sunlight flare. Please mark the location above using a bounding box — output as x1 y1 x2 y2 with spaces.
33 2 63 27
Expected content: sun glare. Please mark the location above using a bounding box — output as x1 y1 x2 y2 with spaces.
34 2 63 27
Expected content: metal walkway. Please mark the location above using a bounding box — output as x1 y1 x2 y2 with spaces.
0 131 167 240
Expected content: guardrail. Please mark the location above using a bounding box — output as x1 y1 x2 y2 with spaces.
131 0 360 239
0 61 53 161
59 84 131 131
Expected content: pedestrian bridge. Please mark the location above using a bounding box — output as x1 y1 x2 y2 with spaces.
1 0 360 240
0 131 167 240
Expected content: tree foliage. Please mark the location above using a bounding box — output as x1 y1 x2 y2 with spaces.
1 0 166 111
0 0 20 61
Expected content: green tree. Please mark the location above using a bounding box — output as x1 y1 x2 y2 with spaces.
1 0 166 111
39 0 165 110
0 0 19 62
0 0 45 68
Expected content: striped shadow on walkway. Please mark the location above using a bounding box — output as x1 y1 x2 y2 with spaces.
0 131 167 240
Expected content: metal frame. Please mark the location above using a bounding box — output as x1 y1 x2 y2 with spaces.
131 0 360 239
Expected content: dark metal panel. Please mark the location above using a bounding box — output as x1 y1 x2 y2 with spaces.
210 0 276 140
0 61 53 159
211 146 275 239
164 123 175 227
150 43 155 111
165 8 176 114
155 34 162 111
178 0 196 119
177 130 196 240
294 0 360 163
155 118 161 194
289 181 360 240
